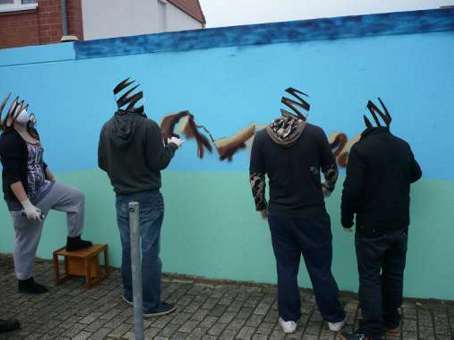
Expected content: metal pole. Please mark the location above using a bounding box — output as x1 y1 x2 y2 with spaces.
129 202 144 340
60 0 68 36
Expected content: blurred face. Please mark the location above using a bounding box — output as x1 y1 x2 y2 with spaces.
15 108 36 128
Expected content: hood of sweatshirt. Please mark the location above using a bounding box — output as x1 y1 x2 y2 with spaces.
111 111 143 149
266 116 306 147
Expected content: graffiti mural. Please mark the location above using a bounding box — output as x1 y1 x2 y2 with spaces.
160 112 360 168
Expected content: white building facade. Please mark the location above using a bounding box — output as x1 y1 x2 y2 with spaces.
81 0 205 40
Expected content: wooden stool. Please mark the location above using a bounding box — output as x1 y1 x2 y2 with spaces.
53 244 110 288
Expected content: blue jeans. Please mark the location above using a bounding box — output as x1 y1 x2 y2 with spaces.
116 190 164 311
268 213 345 322
356 228 408 338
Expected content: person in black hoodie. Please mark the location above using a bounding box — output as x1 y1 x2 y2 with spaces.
98 79 183 317
340 99 422 340
0 94 92 295
249 88 345 334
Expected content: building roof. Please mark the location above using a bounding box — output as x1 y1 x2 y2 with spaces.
167 0 206 25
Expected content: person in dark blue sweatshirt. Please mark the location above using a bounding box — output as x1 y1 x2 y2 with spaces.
249 88 345 334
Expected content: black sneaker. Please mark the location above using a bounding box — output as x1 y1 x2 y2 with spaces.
0 319 20 333
143 302 176 317
66 235 93 251
18 277 48 294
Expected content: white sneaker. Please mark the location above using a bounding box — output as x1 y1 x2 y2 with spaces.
328 318 346 332
121 295 133 306
278 317 297 334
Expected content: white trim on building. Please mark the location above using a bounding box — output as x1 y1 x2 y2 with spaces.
0 0 37 13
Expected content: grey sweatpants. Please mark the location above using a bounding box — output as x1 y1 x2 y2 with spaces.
10 182 85 280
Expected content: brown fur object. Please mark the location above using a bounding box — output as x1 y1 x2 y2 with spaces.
328 132 348 157
337 134 360 167
328 132 360 167
160 110 191 141
179 115 213 158
160 110 213 159
215 125 256 161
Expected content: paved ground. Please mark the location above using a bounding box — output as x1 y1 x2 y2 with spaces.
0 255 453 340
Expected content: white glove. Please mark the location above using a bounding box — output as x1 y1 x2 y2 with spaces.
21 199 42 221
167 136 184 148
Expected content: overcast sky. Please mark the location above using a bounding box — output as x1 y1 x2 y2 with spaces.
199 0 452 28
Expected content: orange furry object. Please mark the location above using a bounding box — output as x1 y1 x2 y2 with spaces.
160 110 191 141
160 110 213 159
329 132 360 167
214 125 256 161
179 115 212 159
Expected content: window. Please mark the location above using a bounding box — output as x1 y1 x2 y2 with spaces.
0 0 38 13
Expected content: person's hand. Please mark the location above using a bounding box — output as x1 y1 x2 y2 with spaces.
168 136 184 148
47 174 56 182
321 183 332 197
21 199 42 221
341 217 354 231
45 168 56 182
260 209 268 220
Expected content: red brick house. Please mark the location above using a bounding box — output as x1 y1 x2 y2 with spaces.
0 0 206 49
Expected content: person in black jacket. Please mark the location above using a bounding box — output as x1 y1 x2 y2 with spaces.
340 99 422 340
249 88 345 334
98 79 183 317
0 94 92 295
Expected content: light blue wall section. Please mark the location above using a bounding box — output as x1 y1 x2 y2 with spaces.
0 43 75 67
1 31 453 178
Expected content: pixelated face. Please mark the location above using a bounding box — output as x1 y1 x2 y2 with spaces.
15 108 36 128
15 108 32 124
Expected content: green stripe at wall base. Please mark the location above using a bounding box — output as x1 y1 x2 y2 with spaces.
0 169 453 300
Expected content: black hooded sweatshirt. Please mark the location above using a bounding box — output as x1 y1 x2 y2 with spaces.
98 112 177 194
249 120 338 217
341 127 422 233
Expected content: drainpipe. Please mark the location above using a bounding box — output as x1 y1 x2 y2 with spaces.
60 0 79 42
60 0 68 36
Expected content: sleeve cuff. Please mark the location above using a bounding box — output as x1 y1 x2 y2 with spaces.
341 216 354 228
167 143 178 151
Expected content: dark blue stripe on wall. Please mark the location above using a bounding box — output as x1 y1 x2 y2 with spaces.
75 8 454 59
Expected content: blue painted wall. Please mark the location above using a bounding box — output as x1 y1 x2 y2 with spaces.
1 31 453 178
1 9 453 299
